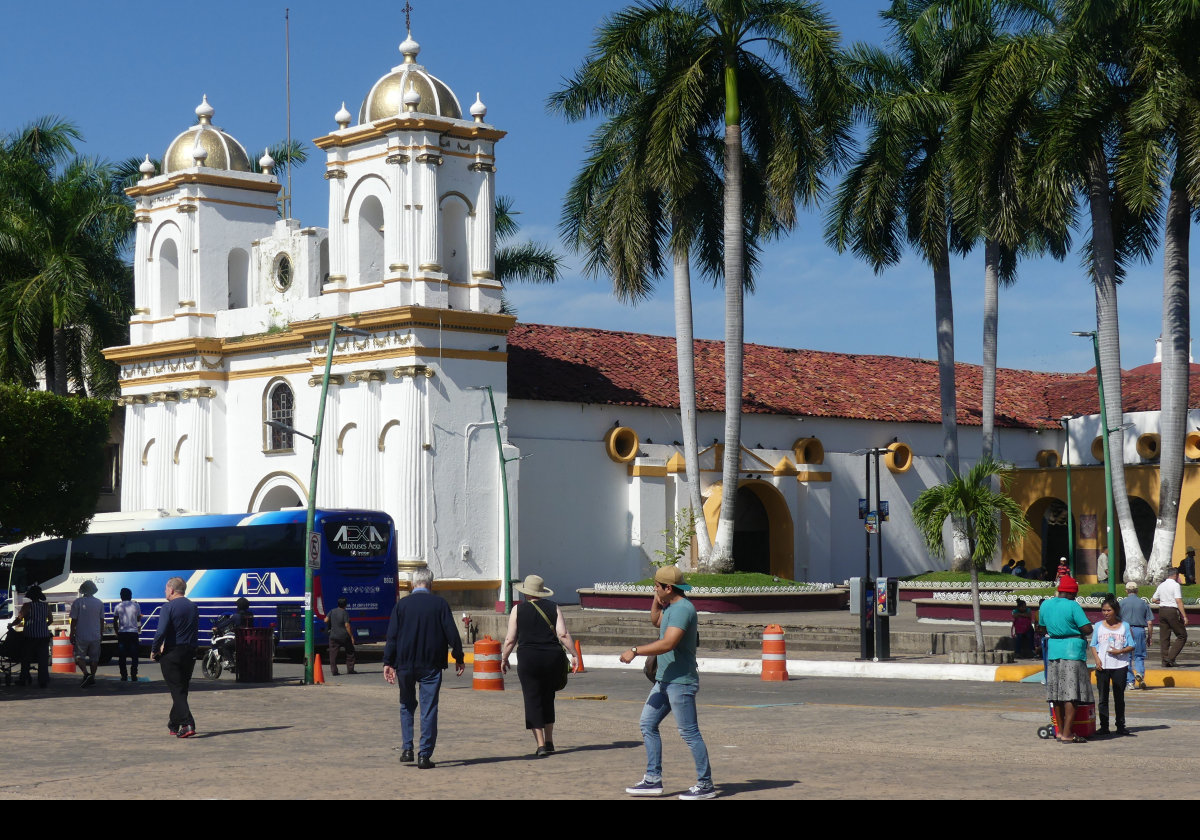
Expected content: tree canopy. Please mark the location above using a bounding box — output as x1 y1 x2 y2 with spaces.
0 385 112 539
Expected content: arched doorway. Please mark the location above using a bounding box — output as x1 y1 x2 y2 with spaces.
733 486 770 574
1024 497 1071 576
702 480 794 579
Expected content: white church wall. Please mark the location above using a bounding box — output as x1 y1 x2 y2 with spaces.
508 398 1057 590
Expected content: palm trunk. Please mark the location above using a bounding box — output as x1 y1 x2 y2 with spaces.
933 245 967 570
981 239 1000 460
711 121 745 574
51 326 69 395
672 236 711 566
1087 148 1145 581
1148 175 1189 583
969 563 985 654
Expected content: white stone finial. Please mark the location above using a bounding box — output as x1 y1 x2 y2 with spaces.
191 132 208 165
259 147 275 174
139 154 155 180
335 101 352 128
400 32 420 64
195 94 214 125
470 91 487 123
403 81 421 112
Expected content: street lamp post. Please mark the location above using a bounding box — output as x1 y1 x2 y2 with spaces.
266 320 370 685
1061 415 1076 575
1073 330 1118 596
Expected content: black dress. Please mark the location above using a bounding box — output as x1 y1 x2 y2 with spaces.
516 599 563 729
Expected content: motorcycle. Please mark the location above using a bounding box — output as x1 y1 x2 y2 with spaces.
202 614 237 679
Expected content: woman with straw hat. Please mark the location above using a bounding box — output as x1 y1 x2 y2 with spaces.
501 574 576 757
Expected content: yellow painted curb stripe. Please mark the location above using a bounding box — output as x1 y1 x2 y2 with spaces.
994 664 1044 682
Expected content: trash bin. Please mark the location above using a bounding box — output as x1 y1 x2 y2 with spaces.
235 626 274 683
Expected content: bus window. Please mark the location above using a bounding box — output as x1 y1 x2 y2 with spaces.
68 534 114 573
11 539 68 594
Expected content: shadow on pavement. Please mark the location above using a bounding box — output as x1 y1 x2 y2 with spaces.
447 740 642 767
715 779 800 796
192 725 293 738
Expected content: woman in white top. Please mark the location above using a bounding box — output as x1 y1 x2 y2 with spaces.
1090 595 1134 736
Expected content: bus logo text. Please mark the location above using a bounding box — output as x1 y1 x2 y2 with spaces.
234 572 288 596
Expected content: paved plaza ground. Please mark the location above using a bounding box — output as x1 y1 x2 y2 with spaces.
3 656 1198 799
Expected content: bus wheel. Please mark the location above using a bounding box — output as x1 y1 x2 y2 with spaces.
202 649 222 679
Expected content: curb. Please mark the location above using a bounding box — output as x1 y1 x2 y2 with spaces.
569 656 1200 685
580 654 1003 682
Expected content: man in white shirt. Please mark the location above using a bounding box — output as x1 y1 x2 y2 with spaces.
1151 567 1188 667
69 580 105 688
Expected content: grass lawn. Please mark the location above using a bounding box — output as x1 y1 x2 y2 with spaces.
902 571 1026 583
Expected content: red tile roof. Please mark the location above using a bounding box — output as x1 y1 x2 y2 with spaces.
507 324 1200 429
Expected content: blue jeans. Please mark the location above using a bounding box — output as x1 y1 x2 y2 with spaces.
398 667 443 758
1127 626 1147 680
639 681 711 786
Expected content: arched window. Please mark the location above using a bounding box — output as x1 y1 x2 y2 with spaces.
357 195 385 284
228 248 250 309
265 380 295 451
158 238 179 317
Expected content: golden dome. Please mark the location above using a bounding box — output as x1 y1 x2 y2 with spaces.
358 34 462 123
163 96 252 174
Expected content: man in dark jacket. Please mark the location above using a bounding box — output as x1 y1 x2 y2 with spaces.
383 569 464 768
151 576 200 738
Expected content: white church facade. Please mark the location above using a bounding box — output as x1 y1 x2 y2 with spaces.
104 28 1195 604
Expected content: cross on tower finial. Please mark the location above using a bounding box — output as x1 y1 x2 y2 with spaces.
403 1 414 32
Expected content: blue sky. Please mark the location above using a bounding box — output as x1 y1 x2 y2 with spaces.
1 0 1185 374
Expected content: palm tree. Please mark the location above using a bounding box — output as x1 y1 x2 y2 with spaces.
826 1 971 570
912 457 1030 653
554 0 848 570
495 195 564 315
975 0 1159 581
1120 0 1200 582
943 0 1068 460
552 20 737 566
0 119 132 396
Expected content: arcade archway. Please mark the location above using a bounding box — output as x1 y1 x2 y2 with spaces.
703 480 794 578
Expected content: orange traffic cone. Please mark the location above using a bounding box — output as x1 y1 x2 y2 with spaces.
313 652 326 684
573 640 585 673
473 636 503 690
761 624 788 681
52 633 75 674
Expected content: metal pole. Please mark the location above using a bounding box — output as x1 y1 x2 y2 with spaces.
1062 416 1076 575
301 322 339 684
284 8 293 219
874 448 884 579
873 447 889 661
860 452 872 660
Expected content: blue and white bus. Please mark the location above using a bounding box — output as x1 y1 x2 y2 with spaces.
1 508 398 651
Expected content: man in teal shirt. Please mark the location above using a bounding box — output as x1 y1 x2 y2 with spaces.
1036 575 1094 742
619 566 714 800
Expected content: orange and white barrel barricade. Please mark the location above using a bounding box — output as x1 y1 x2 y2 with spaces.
761 624 788 681
472 635 504 691
52 633 76 674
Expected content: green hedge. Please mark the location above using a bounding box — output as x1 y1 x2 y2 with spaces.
0 385 112 539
